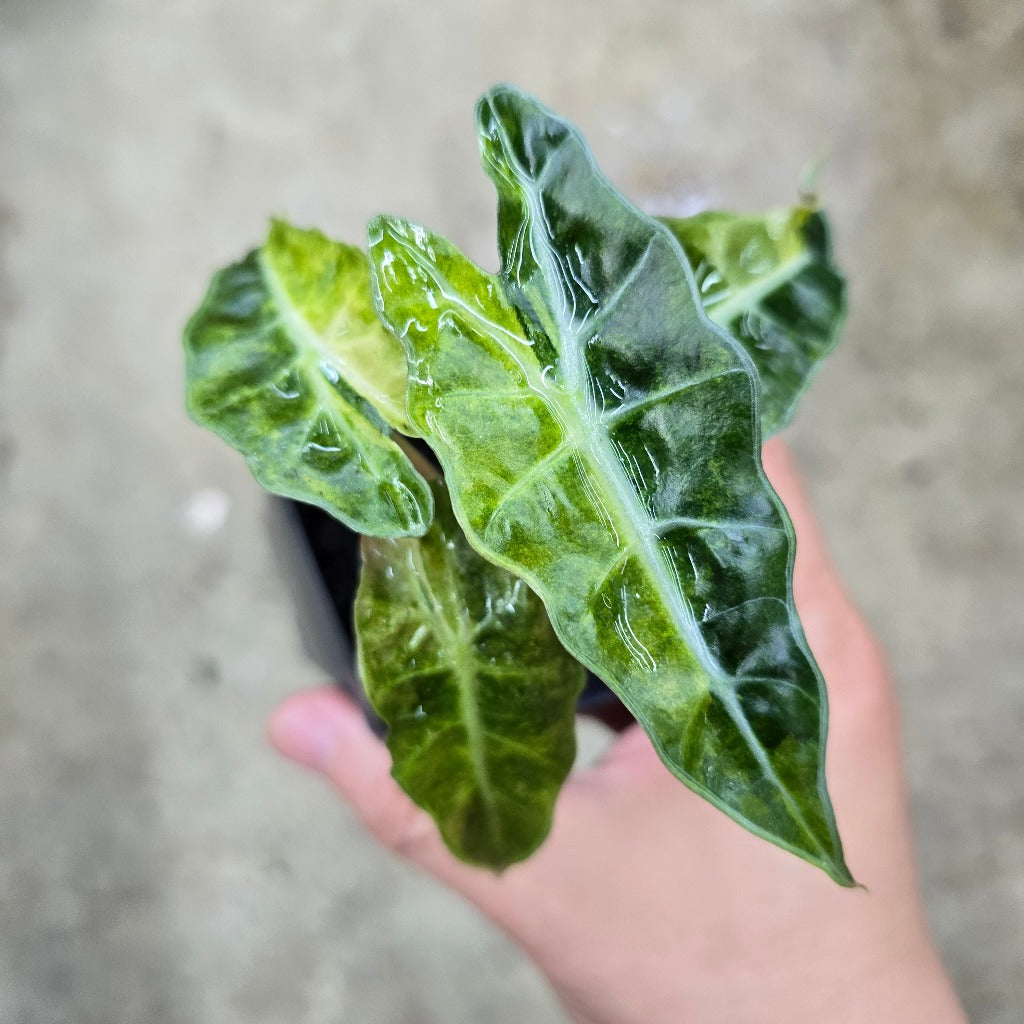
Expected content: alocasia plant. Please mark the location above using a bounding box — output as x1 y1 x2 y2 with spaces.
183 85 852 884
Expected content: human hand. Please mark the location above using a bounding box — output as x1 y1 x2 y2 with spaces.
269 440 967 1024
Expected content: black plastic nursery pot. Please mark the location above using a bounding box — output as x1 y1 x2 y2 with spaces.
268 495 636 736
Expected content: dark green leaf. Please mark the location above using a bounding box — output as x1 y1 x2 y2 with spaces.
369 86 852 884
184 219 432 537
355 479 584 869
660 207 845 437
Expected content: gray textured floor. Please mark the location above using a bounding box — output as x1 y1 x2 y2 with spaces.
1 1 1022 1021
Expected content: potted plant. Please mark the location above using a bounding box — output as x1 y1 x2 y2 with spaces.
183 85 850 883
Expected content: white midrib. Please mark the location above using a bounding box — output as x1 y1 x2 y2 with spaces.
258 250 408 430
259 250 419 498
405 544 499 833
705 249 813 326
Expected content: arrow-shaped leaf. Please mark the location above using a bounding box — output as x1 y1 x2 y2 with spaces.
369 86 851 883
660 207 845 437
356 479 584 869
184 219 432 537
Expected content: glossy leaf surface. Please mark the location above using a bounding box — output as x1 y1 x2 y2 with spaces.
184 220 432 537
370 86 851 883
660 207 845 437
356 479 584 869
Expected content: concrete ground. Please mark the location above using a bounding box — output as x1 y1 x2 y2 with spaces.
1 1 1021 1021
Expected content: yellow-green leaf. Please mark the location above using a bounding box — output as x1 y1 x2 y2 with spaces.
184 220 432 537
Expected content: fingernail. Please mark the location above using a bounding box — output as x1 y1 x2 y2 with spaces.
271 698 349 770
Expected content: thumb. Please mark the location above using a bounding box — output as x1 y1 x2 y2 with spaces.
268 686 498 897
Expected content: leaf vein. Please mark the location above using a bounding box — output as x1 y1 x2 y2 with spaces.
601 368 747 426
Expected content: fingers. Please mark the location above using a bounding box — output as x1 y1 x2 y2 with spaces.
270 687 444 862
268 686 503 900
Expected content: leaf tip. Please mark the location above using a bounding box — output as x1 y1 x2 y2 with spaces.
474 83 550 152
366 213 387 248
366 213 413 256
265 214 298 250
475 81 528 119
824 857 857 888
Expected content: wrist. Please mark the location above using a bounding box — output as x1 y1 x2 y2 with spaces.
812 932 966 1024
552 915 966 1024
